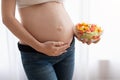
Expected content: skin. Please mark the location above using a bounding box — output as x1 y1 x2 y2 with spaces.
1 0 100 56
80 38 100 45
1 0 73 56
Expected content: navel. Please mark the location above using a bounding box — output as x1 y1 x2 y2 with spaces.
56 25 63 31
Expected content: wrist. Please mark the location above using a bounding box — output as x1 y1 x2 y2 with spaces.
33 42 45 52
26 39 44 52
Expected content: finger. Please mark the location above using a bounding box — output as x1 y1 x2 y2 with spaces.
93 38 101 43
83 39 87 43
52 45 69 56
78 38 84 43
64 50 67 53
51 50 67 56
58 44 70 52
87 40 92 45
60 50 67 53
52 41 65 46
58 50 67 55
81 39 87 43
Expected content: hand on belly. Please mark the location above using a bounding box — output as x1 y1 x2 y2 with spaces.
39 40 70 56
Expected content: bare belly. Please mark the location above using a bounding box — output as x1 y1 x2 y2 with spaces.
19 2 74 44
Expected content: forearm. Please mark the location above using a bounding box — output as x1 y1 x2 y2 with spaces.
2 16 43 51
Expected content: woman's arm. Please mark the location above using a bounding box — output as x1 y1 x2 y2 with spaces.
1 0 43 51
1 0 69 56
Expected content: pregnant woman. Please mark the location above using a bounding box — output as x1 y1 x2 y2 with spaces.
2 0 76 80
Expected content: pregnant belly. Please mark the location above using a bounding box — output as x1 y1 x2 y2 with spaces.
23 24 74 43
19 2 74 44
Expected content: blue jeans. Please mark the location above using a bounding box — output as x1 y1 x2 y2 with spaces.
18 38 75 80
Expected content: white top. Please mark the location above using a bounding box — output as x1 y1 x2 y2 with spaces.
16 0 64 8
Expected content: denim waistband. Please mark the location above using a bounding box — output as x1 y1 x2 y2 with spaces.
18 38 75 53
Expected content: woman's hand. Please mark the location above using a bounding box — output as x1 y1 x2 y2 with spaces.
79 38 92 45
75 34 100 45
93 38 101 44
38 41 70 56
74 34 91 45
80 37 101 45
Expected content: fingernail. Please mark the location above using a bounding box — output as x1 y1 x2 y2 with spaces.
60 42 64 44
64 50 67 53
